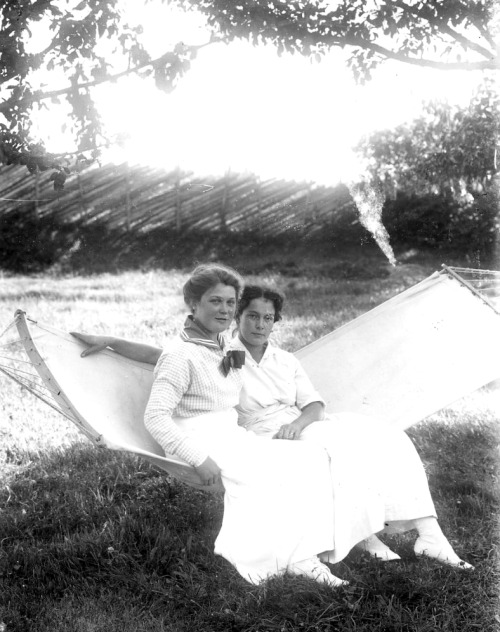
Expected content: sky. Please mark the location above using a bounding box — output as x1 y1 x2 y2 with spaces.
30 0 485 187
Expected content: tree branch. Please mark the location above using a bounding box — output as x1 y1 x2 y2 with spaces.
470 18 497 51
344 34 498 70
0 38 221 114
390 0 496 60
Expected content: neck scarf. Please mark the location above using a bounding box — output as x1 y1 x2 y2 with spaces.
181 316 245 376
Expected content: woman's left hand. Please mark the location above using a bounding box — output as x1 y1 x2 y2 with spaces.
273 423 302 441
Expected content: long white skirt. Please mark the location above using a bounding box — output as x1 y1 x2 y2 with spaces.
175 410 336 584
242 410 437 564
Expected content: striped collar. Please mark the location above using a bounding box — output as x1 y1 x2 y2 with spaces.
180 315 225 350
181 316 244 376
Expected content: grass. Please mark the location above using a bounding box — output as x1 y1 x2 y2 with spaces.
0 248 499 631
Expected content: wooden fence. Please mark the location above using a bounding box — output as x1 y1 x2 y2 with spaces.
0 162 355 236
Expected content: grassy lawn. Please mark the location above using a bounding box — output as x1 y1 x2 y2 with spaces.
0 250 499 631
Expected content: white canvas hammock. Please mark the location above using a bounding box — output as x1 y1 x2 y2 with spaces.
297 265 500 430
1 265 499 490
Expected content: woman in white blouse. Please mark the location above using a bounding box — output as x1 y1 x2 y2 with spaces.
228 284 472 570
72 274 473 577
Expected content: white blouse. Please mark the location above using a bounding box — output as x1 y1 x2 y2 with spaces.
229 337 325 435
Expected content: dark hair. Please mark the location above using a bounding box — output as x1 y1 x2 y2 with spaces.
183 263 244 310
236 285 285 322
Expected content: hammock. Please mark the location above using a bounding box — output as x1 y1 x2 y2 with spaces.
1 265 500 490
297 265 500 429
0 312 206 489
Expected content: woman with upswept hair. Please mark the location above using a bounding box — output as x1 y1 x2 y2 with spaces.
140 263 342 585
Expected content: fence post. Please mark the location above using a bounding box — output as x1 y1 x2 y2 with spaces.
125 162 131 232
306 182 317 225
34 170 40 219
175 167 182 232
220 167 230 232
255 175 263 233
77 170 85 215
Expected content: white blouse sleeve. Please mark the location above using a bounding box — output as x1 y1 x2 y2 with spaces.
144 350 208 467
293 356 325 410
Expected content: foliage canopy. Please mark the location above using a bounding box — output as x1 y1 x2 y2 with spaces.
0 0 203 186
171 0 499 78
0 0 498 186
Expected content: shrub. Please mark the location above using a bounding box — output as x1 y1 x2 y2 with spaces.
0 207 79 273
382 191 498 255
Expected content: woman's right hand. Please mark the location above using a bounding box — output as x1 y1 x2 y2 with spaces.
195 456 222 487
70 332 114 357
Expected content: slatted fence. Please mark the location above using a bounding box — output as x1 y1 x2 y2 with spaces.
0 162 354 236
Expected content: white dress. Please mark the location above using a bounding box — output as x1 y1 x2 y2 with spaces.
144 322 337 583
175 409 336 582
230 337 437 563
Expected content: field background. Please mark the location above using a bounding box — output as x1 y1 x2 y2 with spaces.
0 246 499 631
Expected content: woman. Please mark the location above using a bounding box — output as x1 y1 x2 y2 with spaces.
71 273 472 575
229 284 473 569
102 263 344 586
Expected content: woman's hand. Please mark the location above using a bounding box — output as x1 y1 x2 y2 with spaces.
195 456 222 487
71 332 161 364
273 402 324 440
70 332 114 357
273 422 303 441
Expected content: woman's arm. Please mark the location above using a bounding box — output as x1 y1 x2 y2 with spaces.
70 332 162 365
274 354 326 440
144 351 221 486
273 401 325 440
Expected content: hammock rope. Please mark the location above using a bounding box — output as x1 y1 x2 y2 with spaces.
441 265 500 314
0 319 18 340
0 364 76 422
0 319 77 423
0 354 38 368
0 364 50 393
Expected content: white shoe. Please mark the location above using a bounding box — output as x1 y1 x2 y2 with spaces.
288 556 348 587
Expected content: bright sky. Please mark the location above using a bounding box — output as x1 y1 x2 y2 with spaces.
30 0 485 186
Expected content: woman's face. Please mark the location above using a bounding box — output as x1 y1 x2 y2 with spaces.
192 283 237 339
238 298 275 348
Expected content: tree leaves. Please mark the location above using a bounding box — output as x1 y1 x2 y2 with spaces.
354 79 500 199
49 171 67 192
0 0 498 183
169 0 498 76
152 48 193 93
0 0 182 179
